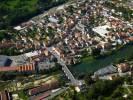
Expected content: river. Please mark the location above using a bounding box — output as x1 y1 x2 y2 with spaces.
71 44 133 76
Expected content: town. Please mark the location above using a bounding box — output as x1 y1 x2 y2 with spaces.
0 0 133 100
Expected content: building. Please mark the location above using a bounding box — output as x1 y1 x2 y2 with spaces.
48 17 58 23
14 26 23 30
98 74 118 80
0 43 15 49
94 65 117 76
25 51 42 58
0 90 11 100
18 63 35 72
37 62 55 71
0 67 18 72
117 63 130 73
0 63 35 72
28 81 59 96
92 25 111 37
30 91 51 100
0 56 12 67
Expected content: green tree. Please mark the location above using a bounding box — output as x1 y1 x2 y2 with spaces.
84 73 94 85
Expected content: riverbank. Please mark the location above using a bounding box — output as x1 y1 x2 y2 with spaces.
71 44 133 77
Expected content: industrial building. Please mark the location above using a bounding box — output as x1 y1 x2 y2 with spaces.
0 55 12 67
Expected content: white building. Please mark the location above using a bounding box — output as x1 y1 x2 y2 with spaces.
92 25 111 37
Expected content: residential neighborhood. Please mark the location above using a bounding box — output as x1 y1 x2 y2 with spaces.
0 0 133 100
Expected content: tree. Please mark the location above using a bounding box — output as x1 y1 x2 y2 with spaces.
92 48 101 57
111 87 123 98
114 58 125 64
84 73 94 85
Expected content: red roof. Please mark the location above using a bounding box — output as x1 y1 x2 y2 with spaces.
0 91 10 100
0 63 35 72
28 81 59 96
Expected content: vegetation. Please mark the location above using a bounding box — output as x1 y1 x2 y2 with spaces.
104 1 133 21
0 48 21 56
54 76 133 100
0 0 68 29
84 73 94 85
17 90 29 100
0 0 69 55
0 30 12 41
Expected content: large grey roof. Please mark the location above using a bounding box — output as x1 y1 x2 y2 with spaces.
94 65 117 76
0 55 12 66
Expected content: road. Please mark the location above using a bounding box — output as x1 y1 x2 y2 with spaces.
46 47 82 86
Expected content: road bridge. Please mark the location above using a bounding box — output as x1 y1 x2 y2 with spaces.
46 47 83 86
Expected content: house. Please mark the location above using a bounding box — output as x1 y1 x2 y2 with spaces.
25 51 42 58
37 61 55 71
52 47 61 57
28 81 59 96
48 17 58 23
14 26 23 31
117 63 130 73
30 91 51 100
98 74 118 80
0 42 15 49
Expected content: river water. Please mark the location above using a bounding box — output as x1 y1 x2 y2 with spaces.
71 44 133 76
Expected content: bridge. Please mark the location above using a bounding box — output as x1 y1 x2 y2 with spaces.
46 47 83 86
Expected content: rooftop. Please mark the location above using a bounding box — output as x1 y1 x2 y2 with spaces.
94 65 117 76
0 55 12 67
92 25 111 37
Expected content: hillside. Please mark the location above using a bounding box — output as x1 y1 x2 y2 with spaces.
0 0 68 29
